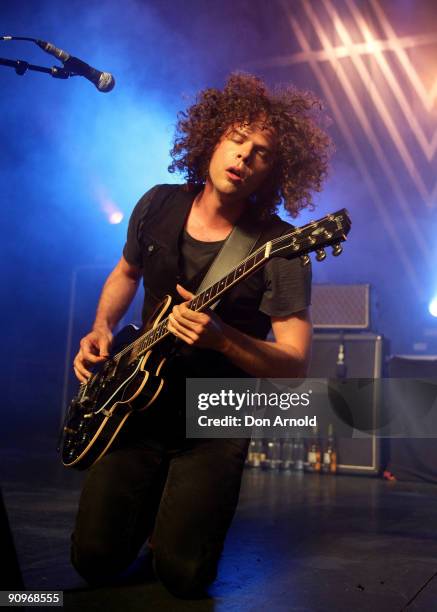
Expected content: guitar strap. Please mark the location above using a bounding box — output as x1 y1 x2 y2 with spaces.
194 211 262 310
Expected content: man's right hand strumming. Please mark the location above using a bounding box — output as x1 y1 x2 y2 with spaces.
73 326 113 383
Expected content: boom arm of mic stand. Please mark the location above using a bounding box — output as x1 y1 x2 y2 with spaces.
0 56 71 79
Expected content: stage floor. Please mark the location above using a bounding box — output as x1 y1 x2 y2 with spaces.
2 443 437 611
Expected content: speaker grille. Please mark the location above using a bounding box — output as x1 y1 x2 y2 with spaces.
312 284 370 329
308 333 382 378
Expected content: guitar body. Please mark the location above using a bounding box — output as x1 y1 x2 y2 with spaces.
61 295 173 469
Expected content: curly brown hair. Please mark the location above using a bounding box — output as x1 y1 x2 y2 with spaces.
169 72 333 219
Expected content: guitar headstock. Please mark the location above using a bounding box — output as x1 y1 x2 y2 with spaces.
269 209 351 265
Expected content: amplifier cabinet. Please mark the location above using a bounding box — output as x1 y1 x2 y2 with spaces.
387 355 437 483
308 333 383 475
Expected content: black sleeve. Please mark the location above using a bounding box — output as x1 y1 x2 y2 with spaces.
259 256 312 317
122 185 160 267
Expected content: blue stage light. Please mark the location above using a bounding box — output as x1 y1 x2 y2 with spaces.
109 211 123 224
429 297 437 317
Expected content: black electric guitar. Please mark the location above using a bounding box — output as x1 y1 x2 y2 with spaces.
61 209 351 469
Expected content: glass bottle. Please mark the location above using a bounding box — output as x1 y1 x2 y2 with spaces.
306 425 321 473
264 438 282 469
293 435 305 471
246 438 265 467
322 424 337 474
280 436 294 470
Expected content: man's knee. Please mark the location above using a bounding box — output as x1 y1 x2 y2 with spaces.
153 548 218 598
71 537 131 585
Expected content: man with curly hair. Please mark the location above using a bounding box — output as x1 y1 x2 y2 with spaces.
71 73 331 598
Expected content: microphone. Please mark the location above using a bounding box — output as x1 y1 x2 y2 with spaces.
36 39 115 92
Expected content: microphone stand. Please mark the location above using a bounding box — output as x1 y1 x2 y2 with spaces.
0 56 72 79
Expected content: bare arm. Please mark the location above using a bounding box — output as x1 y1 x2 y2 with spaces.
219 309 312 378
73 256 142 381
168 284 312 378
93 256 142 332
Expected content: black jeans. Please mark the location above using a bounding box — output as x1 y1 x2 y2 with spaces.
71 434 249 597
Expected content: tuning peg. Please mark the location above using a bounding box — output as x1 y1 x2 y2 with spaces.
315 248 326 261
300 254 311 266
332 243 343 256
